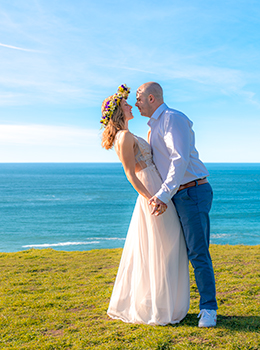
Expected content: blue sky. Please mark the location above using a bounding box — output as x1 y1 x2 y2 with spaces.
0 0 260 162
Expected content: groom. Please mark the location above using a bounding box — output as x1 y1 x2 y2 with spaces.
135 82 218 327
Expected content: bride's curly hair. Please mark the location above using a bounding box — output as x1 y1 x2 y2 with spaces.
101 96 125 150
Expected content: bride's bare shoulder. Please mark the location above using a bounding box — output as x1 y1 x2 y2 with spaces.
116 130 134 145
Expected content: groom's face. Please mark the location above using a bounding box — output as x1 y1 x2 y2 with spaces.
135 89 152 118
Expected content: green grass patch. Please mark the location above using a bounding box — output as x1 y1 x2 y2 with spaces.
0 245 259 349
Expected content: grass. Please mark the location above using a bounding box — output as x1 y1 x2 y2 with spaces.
0 245 259 349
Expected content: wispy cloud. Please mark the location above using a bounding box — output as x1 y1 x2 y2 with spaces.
161 64 244 87
0 42 40 52
100 64 155 75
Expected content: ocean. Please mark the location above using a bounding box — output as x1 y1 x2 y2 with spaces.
0 163 259 253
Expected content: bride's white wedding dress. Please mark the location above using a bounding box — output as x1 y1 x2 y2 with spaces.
107 132 190 325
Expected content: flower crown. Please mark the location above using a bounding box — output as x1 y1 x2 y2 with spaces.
100 84 131 127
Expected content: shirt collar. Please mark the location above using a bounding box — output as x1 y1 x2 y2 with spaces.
147 103 167 126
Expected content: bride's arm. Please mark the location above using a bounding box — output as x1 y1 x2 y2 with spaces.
118 131 152 201
147 129 151 144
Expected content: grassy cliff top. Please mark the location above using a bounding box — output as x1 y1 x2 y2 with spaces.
0 245 259 349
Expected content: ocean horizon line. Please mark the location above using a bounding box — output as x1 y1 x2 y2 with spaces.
1 162 260 164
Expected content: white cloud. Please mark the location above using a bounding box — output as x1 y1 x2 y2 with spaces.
0 124 118 163
0 124 98 146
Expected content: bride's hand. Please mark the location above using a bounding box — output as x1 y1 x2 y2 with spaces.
149 196 167 216
155 203 167 216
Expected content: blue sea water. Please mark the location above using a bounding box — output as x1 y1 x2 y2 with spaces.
0 163 259 253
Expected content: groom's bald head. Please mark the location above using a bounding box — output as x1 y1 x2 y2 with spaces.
136 82 164 118
137 82 163 101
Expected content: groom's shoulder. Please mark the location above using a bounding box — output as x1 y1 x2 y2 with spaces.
165 107 187 117
164 107 192 124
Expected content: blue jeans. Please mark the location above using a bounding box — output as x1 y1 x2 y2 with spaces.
172 182 218 310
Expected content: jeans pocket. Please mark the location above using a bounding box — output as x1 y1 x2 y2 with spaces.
188 184 213 209
186 187 198 203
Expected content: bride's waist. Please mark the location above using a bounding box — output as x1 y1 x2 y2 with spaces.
135 163 158 174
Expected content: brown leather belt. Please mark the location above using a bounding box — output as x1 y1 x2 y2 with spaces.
177 178 208 192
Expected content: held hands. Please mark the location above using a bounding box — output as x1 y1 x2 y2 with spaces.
148 196 167 216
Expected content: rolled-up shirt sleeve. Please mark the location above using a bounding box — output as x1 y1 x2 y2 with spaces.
155 114 190 203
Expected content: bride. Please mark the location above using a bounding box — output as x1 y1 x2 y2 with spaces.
101 84 190 325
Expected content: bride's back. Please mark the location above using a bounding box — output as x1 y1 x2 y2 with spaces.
114 131 153 173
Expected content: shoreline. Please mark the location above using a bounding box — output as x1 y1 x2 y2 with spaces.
0 242 260 255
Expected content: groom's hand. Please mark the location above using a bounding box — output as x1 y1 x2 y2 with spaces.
148 196 167 216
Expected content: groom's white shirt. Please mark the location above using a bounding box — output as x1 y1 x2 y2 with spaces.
148 103 209 203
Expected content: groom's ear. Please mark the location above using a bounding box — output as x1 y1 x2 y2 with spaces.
148 94 155 103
